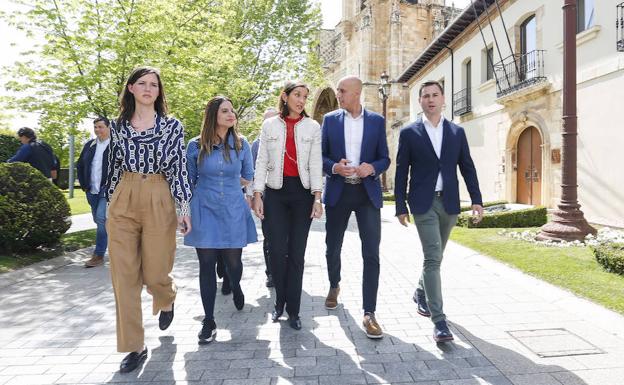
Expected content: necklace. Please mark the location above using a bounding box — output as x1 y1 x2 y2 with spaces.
285 126 298 164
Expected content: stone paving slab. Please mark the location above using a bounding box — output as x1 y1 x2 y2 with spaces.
0 207 623 385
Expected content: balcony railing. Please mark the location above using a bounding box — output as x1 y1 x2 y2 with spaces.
453 88 471 116
618 2 624 52
494 50 547 97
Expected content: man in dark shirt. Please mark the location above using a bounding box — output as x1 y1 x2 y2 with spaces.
7 127 56 180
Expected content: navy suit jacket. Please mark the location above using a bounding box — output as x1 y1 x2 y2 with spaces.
321 109 391 209
394 118 482 216
76 138 110 192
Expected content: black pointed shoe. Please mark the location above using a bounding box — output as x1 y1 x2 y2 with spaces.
289 317 302 330
433 320 454 342
198 318 217 344
119 347 148 373
159 303 174 330
413 289 431 317
233 292 245 311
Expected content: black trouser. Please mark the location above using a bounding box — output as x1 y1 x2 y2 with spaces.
325 183 381 313
263 177 314 318
196 248 243 320
261 218 271 277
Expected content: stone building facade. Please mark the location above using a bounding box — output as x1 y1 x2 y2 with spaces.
313 0 460 189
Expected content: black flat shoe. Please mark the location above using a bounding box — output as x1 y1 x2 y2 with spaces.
159 303 174 330
289 317 302 330
119 347 148 373
233 292 245 311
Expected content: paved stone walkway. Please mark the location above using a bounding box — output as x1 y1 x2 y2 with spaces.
1 207 623 385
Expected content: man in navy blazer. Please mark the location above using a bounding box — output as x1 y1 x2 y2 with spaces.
322 76 390 339
77 117 111 268
394 80 483 342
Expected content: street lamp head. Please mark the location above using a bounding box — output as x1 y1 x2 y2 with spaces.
380 71 389 85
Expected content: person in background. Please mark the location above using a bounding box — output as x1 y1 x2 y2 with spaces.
76 117 111 268
251 107 279 288
7 127 56 180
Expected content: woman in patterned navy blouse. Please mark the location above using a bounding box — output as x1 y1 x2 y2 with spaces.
105 66 192 373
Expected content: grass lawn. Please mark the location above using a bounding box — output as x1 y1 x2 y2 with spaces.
0 229 96 273
62 188 91 215
450 227 624 315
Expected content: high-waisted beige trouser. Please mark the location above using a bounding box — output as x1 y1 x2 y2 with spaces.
106 172 177 352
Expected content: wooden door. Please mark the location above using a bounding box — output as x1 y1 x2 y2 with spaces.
516 126 542 205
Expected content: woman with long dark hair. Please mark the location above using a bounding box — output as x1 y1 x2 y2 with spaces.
252 81 323 330
105 66 192 373
184 96 257 344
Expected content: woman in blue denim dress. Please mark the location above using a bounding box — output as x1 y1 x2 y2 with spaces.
184 96 257 344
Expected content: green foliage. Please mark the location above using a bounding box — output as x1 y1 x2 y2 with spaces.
592 243 624 276
0 133 20 162
0 163 71 253
457 206 547 228
1 0 323 150
460 200 508 212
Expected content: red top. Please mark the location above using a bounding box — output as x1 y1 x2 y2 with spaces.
283 115 302 177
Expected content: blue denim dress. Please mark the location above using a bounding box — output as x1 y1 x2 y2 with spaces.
184 136 257 248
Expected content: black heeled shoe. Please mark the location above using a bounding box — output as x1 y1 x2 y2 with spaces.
159 303 174 330
233 292 245 311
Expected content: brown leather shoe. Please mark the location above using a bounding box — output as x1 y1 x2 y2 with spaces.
363 313 383 339
85 255 104 268
324 286 340 309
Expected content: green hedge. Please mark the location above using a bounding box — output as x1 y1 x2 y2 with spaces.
460 200 508 212
0 163 71 252
457 206 547 228
0 133 20 162
591 243 624 276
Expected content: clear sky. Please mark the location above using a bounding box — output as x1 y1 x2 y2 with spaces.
319 0 472 29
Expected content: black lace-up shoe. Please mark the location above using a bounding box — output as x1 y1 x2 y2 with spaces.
198 319 217 344
413 289 431 317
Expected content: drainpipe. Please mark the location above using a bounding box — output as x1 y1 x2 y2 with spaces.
445 45 454 117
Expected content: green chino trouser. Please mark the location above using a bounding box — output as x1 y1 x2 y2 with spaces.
413 195 458 323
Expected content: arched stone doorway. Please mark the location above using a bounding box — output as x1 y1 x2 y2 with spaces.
312 87 338 124
516 126 542 205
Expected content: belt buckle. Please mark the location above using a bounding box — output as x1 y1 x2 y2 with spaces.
435 190 443 197
345 177 361 185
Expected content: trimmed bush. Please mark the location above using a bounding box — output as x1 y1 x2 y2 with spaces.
0 133 20 162
0 163 71 253
591 243 624 276
457 205 547 228
460 200 508 212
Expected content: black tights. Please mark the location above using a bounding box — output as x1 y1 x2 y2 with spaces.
196 248 243 320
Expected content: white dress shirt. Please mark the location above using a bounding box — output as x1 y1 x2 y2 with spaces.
90 137 110 194
423 114 444 192
332 107 365 179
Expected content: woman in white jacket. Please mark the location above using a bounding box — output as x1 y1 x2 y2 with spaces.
252 81 323 330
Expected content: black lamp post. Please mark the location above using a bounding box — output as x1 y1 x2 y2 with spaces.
378 71 390 192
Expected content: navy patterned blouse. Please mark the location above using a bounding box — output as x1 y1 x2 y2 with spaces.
105 114 192 216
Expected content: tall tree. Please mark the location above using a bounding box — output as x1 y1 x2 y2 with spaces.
1 0 322 165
